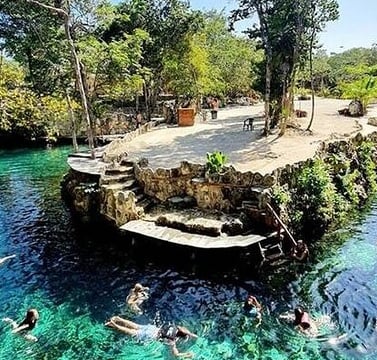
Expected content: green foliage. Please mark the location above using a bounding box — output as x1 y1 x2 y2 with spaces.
341 169 362 205
357 141 377 191
203 13 262 98
340 76 377 113
78 29 148 114
231 0 339 125
271 185 291 208
206 151 228 175
293 160 347 236
161 12 262 100
0 57 76 141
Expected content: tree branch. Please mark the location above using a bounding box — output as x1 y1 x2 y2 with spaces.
25 0 68 18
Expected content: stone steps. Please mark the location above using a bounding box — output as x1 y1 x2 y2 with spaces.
104 166 134 175
101 173 135 185
101 179 136 191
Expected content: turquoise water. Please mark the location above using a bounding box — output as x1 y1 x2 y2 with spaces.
1 147 377 359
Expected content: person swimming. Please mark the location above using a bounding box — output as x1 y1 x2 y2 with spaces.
279 307 318 336
243 295 262 327
106 316 197 358
294 308 311 330
126 283 150 314
2 308 39 342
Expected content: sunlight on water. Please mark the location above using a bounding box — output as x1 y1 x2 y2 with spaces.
1 147 377 359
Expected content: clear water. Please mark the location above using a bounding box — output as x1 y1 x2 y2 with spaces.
1 147 377 359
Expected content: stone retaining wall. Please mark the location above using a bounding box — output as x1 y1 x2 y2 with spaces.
61 169 101 222
135 161 276 212
272 131 377 188
102 119 164 163
63 131 377 225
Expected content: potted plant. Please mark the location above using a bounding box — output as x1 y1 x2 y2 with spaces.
205 151 228 182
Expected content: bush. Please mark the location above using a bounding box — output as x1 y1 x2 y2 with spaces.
357 141 377 191
291 160 348 238
206 151 228 175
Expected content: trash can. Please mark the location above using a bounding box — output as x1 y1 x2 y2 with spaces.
211 110 218 120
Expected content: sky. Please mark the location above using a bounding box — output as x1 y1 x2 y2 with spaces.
189 0 377 53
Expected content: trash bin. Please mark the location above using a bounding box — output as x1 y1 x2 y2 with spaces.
211 110 218 120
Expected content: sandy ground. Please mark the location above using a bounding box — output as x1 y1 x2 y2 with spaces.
121 98 377 175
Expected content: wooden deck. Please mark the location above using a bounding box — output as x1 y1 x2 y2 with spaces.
120 220 271 249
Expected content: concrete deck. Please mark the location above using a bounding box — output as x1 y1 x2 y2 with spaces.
119 99 377 174
120 220 269 249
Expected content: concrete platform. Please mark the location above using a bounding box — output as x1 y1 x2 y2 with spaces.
120 220 270 249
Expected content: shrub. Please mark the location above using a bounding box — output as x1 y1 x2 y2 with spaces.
206 151 228 175
292 160 347 237
357 141 377 191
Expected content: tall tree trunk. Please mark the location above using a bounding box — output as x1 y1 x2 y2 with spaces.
0 49 3 81
306 37 315 131
65 88 79 153
143 80 150 122
26 0 95 159
63 19 95 158
264 49 272 136
80 61 96 146
306 1 316 132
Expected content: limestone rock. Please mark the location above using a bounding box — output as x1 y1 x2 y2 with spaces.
368 117 377 126
348 100 363 117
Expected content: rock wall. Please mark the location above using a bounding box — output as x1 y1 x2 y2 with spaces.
102 119 164 163
135 160 275 212
272 131 377 188
100 186 142 226
61 169 101 222
63 131 377 225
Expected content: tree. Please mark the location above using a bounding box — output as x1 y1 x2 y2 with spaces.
24 0 97 157
231 0 338 135
303 0 339 131
0 0 69 94
202 12 262 99
0 56 74 142
102 0 202 118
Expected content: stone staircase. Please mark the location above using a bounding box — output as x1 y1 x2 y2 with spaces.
99 160 153 226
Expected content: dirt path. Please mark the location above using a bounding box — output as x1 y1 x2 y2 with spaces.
122 98 377 174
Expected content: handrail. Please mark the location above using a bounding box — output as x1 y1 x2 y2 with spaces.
266 203 297 247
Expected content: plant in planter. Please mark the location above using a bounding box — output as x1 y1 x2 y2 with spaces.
206 151 228 182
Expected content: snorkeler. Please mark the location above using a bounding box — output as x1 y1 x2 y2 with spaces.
243 295 262 327
2 308 39 342
126 283 150 314
0 254 16 266
106 316 197 358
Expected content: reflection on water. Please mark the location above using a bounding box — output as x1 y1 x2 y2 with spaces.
1 147 377 359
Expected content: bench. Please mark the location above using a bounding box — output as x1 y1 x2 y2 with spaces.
243 117 254 131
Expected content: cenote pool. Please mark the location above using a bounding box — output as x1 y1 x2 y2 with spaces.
1 147 377 359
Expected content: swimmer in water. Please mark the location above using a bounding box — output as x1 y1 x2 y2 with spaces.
243 295 262 327
106 316 197 358
280 307 318 336
2 308 39 342
126 283 150 314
